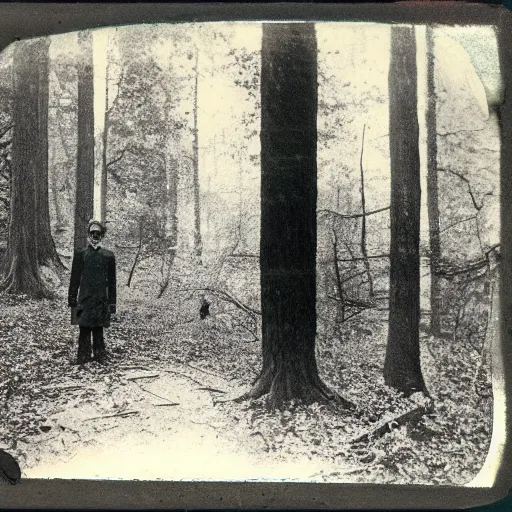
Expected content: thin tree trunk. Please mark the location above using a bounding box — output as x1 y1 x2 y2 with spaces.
34 38 63 268
74 31 95 251
426 26 442 337
166 153 178 265
246 23 350 409
384 26 427 396
192 48 202 261
101 59 109 225
0 39 51 298
359 124 374 299
127 219 143 287
332 229 345 323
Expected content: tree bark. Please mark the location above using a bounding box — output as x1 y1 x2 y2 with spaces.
74 31 95 251
384 26 427 396
426 26 442 337
248 23 343 409
0 39 51 297
34 38 62 267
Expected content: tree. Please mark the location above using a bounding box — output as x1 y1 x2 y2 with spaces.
384 26 427 396
192 47 202 261
426 26 442 337
246 23 343 409
34 38 62 267
74 31 95 251
0 39 51 297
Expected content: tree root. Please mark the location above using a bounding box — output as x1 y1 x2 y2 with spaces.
235 366 355 411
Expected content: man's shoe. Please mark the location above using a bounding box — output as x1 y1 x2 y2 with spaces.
93 351 108 365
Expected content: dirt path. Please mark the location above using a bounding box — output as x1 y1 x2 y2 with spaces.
21 362 348 481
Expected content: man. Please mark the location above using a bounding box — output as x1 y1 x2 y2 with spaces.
68 220 117 365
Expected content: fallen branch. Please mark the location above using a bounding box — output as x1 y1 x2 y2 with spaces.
197 387 227 394
43 383 86 392
349 402 430 444
185 363 225 379
138 386 179 405
125 373 160 381
162 369 204 387
119 365 152 372
84 410 139 422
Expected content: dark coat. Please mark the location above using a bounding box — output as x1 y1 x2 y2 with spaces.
68 245 117 328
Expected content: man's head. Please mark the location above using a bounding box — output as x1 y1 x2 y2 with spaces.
87 220 106 249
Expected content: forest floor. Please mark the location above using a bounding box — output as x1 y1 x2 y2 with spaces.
0 272 494 485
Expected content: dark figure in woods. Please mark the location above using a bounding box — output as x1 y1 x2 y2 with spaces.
200 297 210 320
68 220 117 365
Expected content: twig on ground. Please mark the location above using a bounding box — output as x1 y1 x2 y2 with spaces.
197 387 227 394
138 385 179 405
119 365 151 372
125 373 160 381
185 363 225 380
84 410 139 422
162 369 204 387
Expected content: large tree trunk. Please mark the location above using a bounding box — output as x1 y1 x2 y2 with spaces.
0 39 51 298
34 38 62 268
384 26 427 396
426 26 442 337
74 31 95 251
247 23 341 409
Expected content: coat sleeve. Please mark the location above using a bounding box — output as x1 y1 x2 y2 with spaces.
68 250 83 307
108 253 117 308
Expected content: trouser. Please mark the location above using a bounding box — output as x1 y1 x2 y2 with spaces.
77 326 106 364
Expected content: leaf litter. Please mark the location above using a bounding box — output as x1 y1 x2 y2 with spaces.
0 286 493 484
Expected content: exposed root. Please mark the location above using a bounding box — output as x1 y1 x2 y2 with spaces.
235 364 354 411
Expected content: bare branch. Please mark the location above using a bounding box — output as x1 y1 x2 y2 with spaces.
438 168 492 211
106 146 129 169
227 253 258 259
335 254 390 262
179 286 261 318
437 125 487 138
318 205 390 220
440 214 477 234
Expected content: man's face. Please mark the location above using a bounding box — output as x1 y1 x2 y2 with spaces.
89 229 102 242
88 228 103 246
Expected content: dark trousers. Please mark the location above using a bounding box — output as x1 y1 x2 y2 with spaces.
77 326 106 364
